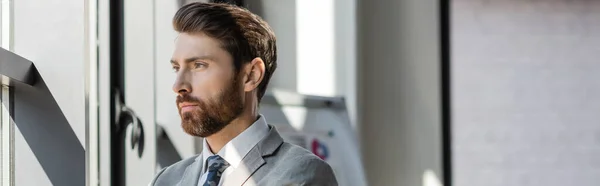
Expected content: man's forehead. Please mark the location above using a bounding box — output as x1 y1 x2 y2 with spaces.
171 33 233 64
173 34 219 59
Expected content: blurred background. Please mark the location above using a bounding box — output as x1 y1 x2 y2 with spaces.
1 0 599 186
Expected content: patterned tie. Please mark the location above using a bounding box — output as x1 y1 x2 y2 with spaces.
203 155 230 186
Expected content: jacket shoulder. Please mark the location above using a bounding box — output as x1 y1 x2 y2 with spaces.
150 155 199 186
264 142 338 185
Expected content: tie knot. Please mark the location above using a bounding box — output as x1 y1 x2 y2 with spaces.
206 155 230 173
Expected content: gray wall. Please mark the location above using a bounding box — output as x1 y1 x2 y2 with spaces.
452 0 600 186
358 0 443 185
13 0 86 185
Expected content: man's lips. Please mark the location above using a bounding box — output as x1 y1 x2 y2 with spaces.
179 102 199 112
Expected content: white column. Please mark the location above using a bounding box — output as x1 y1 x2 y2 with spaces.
358 0 443 185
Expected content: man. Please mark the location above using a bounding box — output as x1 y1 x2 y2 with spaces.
150 2 338 186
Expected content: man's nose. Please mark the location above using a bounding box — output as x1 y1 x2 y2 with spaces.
172 73 191 95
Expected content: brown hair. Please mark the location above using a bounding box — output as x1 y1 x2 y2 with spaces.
173 2 277 101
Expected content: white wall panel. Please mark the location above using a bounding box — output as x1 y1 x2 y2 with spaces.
452 1 600 185
13 0 85 185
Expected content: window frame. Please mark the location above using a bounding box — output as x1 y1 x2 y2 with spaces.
0 84 14 186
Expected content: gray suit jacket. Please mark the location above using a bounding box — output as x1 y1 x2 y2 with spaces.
150 125 338 186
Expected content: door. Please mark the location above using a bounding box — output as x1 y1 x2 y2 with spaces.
105 0 158 185
117 0 157 185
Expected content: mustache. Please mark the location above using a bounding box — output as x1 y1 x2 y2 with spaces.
176 94 201 105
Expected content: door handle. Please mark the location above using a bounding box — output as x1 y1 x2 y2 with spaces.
119 106 144 151
114 90 145 157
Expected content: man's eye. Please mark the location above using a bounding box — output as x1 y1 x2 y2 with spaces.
172 66 180 72
194 62 207 69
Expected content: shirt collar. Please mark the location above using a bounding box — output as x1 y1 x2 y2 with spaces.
201 114 270 172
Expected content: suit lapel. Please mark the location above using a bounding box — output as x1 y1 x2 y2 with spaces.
222 147 265 186
177 155 204 186
222 125 284 186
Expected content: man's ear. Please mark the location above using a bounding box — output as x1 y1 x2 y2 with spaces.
243 57 265 92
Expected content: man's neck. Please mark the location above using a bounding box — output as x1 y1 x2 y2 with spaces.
205 113 258 154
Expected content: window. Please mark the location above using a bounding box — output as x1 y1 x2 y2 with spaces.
0 85 13 186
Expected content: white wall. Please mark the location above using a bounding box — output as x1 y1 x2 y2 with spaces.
452 1 600 185
13 0 86 185
358 0 443 185
14 0 85 147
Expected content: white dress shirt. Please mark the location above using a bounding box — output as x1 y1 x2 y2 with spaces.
197 115 270 186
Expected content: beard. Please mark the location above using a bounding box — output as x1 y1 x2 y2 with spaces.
176 76 245 137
